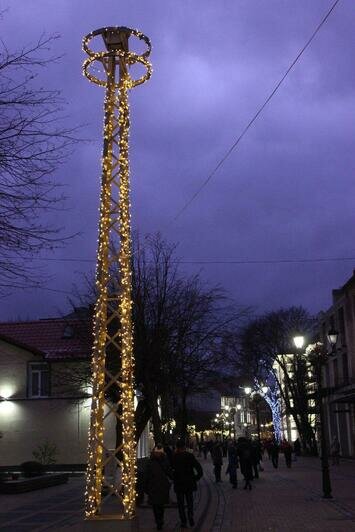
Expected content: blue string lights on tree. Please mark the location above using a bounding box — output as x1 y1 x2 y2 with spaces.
255 379 282 443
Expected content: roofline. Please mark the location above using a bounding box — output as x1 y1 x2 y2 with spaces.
0 334 45 357
0 317 89 326
320 269 355 316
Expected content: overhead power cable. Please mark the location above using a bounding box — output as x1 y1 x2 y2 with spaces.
5 255 355 265
172 0 341 223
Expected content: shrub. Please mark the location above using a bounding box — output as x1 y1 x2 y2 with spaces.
32 440 58 465
20 461 45 478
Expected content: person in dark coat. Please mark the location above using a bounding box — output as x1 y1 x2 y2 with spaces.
144 445 172 530
251 441 262 479
265 439 272 460
226 441 238 488
237 438 253 490
222 439 228 457
283 440 292 468
172 439 203 528
330 435 340 465
211 442 223 482
163 444 174 467
202 442 208 460
270 440 279 469
293 438 301 457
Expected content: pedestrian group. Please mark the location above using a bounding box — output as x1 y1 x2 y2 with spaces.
143 434 337 530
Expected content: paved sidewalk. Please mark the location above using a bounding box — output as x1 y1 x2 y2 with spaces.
208 455 355 532
0 456 354 531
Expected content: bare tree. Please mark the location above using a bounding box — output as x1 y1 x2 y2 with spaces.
65 233 247 446
132 234 248 441
0 31 78 291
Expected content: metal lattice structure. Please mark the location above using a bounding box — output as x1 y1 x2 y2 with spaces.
82 27 152 520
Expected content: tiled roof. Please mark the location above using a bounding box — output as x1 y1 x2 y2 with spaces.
0 317 92 360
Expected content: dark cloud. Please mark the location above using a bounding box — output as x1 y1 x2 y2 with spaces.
1 0 354 320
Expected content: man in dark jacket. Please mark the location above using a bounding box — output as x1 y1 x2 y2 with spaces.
211 442 223 482
283 440 292 468
237 437 253 490
226 441 238 488
271 439 280 469
172 439 203 528
251 440 262 479
144 445 172 530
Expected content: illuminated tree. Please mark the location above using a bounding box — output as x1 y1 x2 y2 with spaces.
237 307 317 451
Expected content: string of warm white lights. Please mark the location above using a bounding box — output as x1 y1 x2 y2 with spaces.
82 26 152 520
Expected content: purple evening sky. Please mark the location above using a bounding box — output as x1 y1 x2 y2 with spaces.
1 0 354 321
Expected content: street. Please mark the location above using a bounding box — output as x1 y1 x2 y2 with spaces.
0 455 354 531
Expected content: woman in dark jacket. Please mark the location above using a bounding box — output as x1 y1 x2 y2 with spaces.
144 445 172 530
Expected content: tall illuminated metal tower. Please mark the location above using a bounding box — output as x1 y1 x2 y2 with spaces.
82 27 152 521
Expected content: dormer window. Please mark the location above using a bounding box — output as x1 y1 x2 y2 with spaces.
62 325 74 339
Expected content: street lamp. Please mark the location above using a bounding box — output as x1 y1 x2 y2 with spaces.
327 328 338 354
293 335 305 350
296 330 338 500
243 386 265 443
304 342 333 499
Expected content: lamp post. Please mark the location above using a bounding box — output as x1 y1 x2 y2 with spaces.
293 330 338 499
253 395 262 443
327 328 338 354
243 385 267 443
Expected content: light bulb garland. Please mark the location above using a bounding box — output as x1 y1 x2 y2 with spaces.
83 26 152 520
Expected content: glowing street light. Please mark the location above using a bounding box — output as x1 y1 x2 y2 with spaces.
293 335 305 350
327 328 339 353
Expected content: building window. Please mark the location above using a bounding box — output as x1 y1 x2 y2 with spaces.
28 363 50 398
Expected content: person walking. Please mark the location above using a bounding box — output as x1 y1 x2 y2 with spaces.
202 442 208 460
211 441 223 482
144 444 172 530
265 439 272 460
222 439 228 458
172 439 203 529
330 435 340 465
283 440 292 468
251 440 262 479
293 438 301 457
237 438 253 491
270 439 279 469
226 441 238 488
